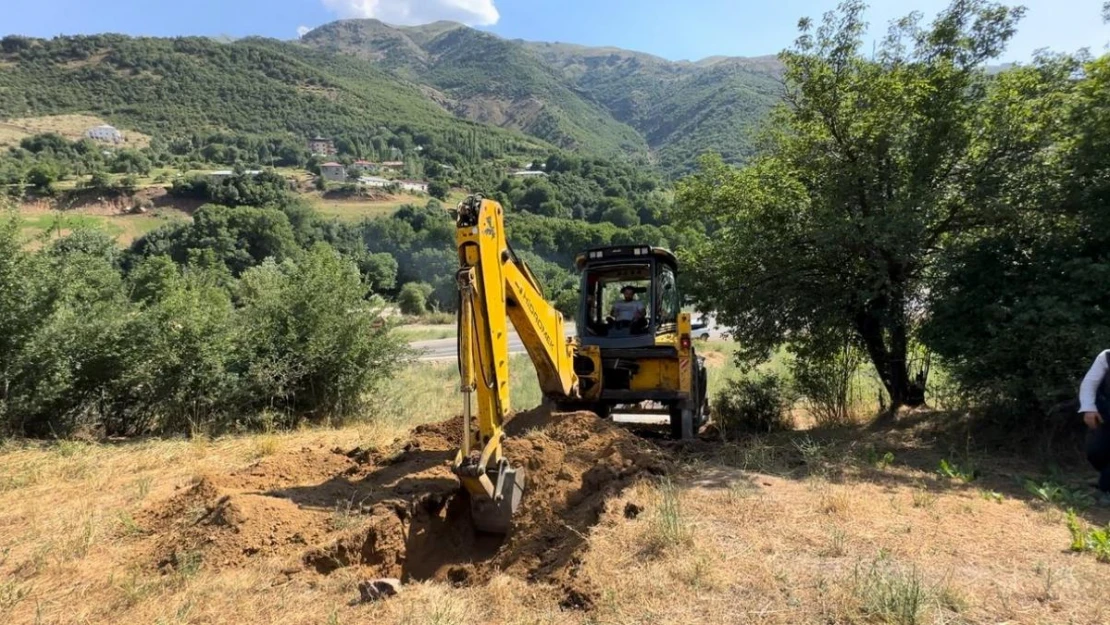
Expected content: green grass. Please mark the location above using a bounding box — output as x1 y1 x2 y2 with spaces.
19 208 189 245
310 193 428 222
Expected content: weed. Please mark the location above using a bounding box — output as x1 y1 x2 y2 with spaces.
726 479 756 504
978 489 1004 503
63 514 99 560
172 550 203 578
1066 510 1110 562
331 495 363 531
819 489 852 516
112 570 159 608
1032 562 1058 602
935 583 969 613
250 434 280 459
937 458 978 482
821 526 847 557
1025 479 1093 510
647 477 690 551
853 557 927 625
793 436 829 474
54 440 84 457
861 445 895 469
117 511 144 537
0 579 30 613
911 488 936 509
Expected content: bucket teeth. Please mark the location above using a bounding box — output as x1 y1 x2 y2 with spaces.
470 465 525 535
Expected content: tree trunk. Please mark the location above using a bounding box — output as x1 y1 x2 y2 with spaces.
854 308 924 411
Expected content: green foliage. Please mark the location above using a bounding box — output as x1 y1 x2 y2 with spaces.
1066 510 1110 562
676 0 1028 408
789 335 866 427
0 215 408 437
852 556 926 625
712 375 794 436
234 245 408 422
1025 479 1094 510
398 281 432 316
937 459 979 483
921 55 1110 420
427 180 449 201
0 34 548 167
303 22 649 158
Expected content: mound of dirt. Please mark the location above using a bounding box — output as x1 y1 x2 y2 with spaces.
140 407 668 598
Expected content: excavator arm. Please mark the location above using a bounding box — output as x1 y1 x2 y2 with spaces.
451 195 580 533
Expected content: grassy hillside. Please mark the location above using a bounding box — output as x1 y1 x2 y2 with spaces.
0 34 550 158
2 350 1107 624
301 21 650 159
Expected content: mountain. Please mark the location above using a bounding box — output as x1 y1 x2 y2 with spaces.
0 33 550 160
0 24 783 175
521 41 783 173
300 21 650 160
301 20 782 173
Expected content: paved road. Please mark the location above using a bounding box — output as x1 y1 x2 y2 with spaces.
411 324 577 361
410 316 730 362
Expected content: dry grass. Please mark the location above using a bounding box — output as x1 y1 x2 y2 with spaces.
0 114 151 148
4 358 1110 624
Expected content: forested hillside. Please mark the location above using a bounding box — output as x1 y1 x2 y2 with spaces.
523 42 783 173
0 34 551 165
298 20 782 173
300 21 650 159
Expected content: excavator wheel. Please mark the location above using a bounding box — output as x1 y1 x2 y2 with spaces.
469 462 526 535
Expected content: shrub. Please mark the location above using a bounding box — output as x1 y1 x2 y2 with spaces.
712 375 794 437
790 337 867 427
398 281 433 316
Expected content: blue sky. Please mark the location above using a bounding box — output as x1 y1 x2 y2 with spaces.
4 0 1107 63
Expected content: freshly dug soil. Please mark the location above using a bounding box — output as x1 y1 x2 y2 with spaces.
140 407 668 593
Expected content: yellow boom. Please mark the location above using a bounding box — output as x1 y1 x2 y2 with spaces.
450 195 580 533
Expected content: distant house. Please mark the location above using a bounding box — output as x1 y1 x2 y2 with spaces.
510 170 548 177
351 160 377 173
359 176 391 188
85 124 122 144
380 161 404 171
398 179 428 193
308 136 336 156
319 162 347 182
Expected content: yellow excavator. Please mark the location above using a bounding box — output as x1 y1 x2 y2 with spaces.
449 194 708 534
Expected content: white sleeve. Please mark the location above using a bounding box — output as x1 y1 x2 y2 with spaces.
1078 350 1110 413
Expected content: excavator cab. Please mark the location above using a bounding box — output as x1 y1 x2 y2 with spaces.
573 246 709 439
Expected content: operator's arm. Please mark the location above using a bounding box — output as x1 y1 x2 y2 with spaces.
1079 350 1109 428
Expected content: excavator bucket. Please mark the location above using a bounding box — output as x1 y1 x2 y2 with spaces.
469 465 526 535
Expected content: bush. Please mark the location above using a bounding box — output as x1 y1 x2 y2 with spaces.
790 338 867 427
0 216 410 438
398 281 433 316
712 375 794 437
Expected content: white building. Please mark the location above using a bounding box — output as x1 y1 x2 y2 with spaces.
398 180 428 193
510 170 548 177
359 176 391 188
208 170 261 184
85 124 122 144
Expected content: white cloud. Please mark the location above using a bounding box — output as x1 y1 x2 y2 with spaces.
321 0 500 26
297 25 312 38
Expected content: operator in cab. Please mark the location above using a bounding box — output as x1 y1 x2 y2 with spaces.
610 285 646 329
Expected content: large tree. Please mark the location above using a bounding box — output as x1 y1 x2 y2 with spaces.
676 0 1033 408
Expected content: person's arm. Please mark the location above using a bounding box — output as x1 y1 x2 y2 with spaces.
1079 350 1109 427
